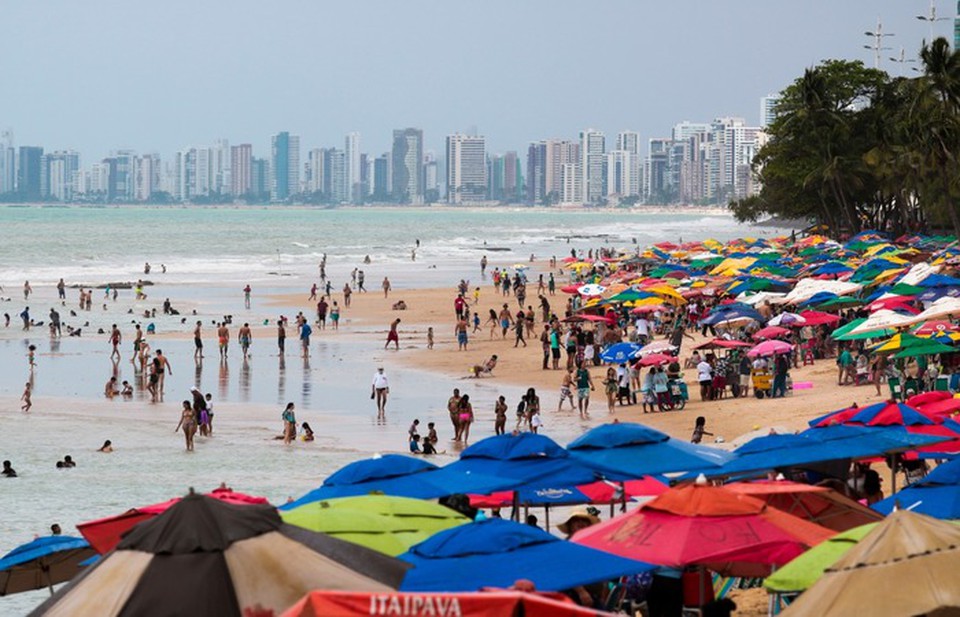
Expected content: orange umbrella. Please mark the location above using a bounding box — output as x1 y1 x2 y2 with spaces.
723 480 882 532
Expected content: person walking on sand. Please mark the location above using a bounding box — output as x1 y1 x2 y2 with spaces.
343 283 352 307
239 323 252 358
175 400 197 451
513 311 527 348
386 318 401 350
455 317 469 351
132 324 143 365
382 277 391 298
575 364 595 419
357 270 366 292
447 388 462 436
371 367 389 417
154 350 172 396
494 395 507 435
243 284 252 309
281 403 297 445
218 322 230 359
109 324 122 361
21 382 32 412
558 369 576 411
309 283 317 301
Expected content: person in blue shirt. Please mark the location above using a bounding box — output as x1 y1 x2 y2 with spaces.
299 321 312 358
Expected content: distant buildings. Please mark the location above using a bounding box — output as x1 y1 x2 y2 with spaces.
391 128 423 204
17 146 43 200
760 94 780 129
580 129 606 204
270 131 300 202
445 134 487 204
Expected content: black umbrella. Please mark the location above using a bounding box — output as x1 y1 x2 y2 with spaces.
30 492 409 617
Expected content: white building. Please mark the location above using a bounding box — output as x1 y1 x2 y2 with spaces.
345 132 361 203
445 134 487 204
579 129 606 203
760 94 780 129
560 162 582 205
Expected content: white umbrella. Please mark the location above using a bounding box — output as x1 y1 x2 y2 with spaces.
784 279 862 304
737 292 787 306
768 312 806 327
577 284 606 297
908 296 960 324
637 340 677 356
847 309 915 336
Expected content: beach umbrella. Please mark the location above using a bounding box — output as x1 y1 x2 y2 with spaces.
691 338 752 352
763 523 878 594
637 352 674 367
797 310 840 326
282 590 619 617
907 296 960 323
572 485 833 577
637 340 677 356
29 493 409 617
468 477 668 509
913 320 960 336
747 339 793 358
599 342 642 363
559 284 580 294
280 495 469 556
767 312 805 327
723 481 882 532
77 486 270 555
0 536 94 596
830 317 894 341
576 284 605 297
282 454 507 506
817 295 861 310
847 309 914 335
781 511 960 617
810 400 937 428
753 325 791 340
398 518 653 592
907 391 960 418
873 458 960 518
567 423 732 477
893 337 955 358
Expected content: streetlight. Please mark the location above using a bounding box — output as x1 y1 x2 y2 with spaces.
865 17 895 69
916 0 948 40
889 48 918 76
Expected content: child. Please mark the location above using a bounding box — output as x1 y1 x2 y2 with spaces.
28 344 36 368
20 382 32 412
301 422 315 442
409 433 422 453
422 439 437 455
473 287 481 305
205 393 215 435
426 422 438 445
691 416 714 444
530 409 543 434
427 327 434 349
472 312 481 333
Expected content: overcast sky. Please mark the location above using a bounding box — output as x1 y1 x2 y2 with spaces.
0 0 951 159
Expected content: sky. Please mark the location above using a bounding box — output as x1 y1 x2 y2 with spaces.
0 0 953 160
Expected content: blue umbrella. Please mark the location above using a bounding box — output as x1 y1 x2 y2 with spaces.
799 291 839 307
281 454 508 508
701 303 765 326
872 459 960 518
918 274 960 288
0 535 94 595
399 518 652 591
812 262 853 276
567 423 732 476
600 342 642 363
918 287 960 303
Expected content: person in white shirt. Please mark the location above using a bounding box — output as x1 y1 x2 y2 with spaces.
697 359 713 402
371 368 390 417
635 317 650 344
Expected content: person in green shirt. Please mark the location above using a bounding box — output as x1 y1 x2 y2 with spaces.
575 364 595 419
837 346 853 385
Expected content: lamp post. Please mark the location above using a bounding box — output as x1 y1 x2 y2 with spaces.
864 17 895 69
916 0 948 41
889 48 918 76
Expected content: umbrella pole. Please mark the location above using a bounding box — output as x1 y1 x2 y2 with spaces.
44 565 53 596
891 455 898 494
544 505 550 531
510 491 520 522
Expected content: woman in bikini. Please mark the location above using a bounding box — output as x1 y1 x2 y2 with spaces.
455 394 474 444
174 400 197 451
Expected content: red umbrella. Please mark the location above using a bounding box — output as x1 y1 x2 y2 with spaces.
693 338 752 351
654 242 679 251
752 326 792 341
77 487 269 554
580 314 615 324
631 304 666 314
797 310 841 326
637 353 674 367
908 391 960 418
812 400 939 428
913 320 960 336
868 295 919 313
572 485 833 577
560 285 580 294
723 480 882 532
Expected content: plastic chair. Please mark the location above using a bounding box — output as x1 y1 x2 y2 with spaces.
888 376 902 401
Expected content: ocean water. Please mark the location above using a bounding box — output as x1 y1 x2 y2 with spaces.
0 206 786 614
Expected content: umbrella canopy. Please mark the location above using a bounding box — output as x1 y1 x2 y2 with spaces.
599 342 642 364
469 478 668 508
909 296 960 323
78 487 270 554
283 454 507 506
29 493 409 617
810 400 937 428
280 495 469 556
692 338 753 352
282 590 619 617
797 310 840 326
0 536 94 596
724 481 882 532
763 523 877 593
913 320 960 336
831 317 894 341
637 340 677 356
398 518 652 592
637 352 674 366
847 309 915 336
747 339 793 358
753 325 792 341
567 423 732 477
893 337 955 359
767 312 806 327
572 485 833 577
576 284 605 297
781 511 960 617
907 391 960 418
872 458 960 518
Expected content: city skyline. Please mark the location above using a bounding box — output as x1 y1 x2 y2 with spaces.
0 1 952 160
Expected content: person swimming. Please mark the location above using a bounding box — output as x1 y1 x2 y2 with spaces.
98 440 113 453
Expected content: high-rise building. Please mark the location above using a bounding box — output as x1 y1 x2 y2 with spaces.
324 148 348 203
305 149 325 194
423 151 440 202
609 131 642 198
579 129 606 204
174 148 196 201
270 131 300 201
560 162 582 205
445 134 487 204
488 151 522 202
345 132 361 203
760 95 780 129
372 154 390 201
359 153 370 202
251 158 270 199
230 144 253 196
133 153 160 201
41 151 80 201
17 146 43 200
526 140 578 204
0 130 14 194
391 128 423 204
644 138 673 203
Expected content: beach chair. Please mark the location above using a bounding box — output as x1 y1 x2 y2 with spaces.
888 376 902 401
935 376 950 392
801 341 815 366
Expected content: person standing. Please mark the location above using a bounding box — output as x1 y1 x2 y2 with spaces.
386 318 401 350
382 277 392 298
514 311 527 347
154 350 172 396
455 317 469 351
357 270 366 292
317 297 328 330
193 321 203 361
455 395 474 444
575 364 594 419
23 280 32 300
20 306 30 331
299 320 312 358
447 388 462 436
773 353 789 398
109 324 122 361
49 308 61 337
57 278 66 300
494 396 507 435
277 319 286 355
309 283 317 301
175 400 197 451
132 324 143 365
281 403 297 445
238 323 252 359
540 324 551 370
343 283 352 308
218 322 230 360
697 356 713 402
371 368 389 417
243 285 252 309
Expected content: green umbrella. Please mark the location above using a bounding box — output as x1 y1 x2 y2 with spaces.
893 338 956 359
817 296 862 310
832 318 895 341
764 523 877 593
280 495 469 556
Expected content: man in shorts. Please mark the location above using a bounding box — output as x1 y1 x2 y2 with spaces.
575 364 595 419
194 321 203 360
386 318 401 350
371 367 390 416
217 322 230 360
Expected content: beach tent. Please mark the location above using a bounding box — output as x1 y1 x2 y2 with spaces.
724 481 882 532
280 495 469 556
398 518 652 592
780 511 960 617
282 454 506 506
0 535 94 596
764 523 877 595
572 484 833 578
566 423 732 477
872 458 960 518
29 494 409 617
282 590 619 617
